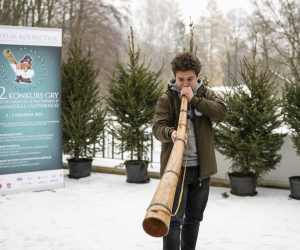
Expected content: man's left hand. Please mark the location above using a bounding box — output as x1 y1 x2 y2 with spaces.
180 87 194 102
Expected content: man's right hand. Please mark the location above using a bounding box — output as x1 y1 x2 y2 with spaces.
171 130 187 146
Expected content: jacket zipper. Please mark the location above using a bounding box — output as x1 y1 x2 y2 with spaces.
191 104 202 186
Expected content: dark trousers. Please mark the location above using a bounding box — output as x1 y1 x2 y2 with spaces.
163 166 211 250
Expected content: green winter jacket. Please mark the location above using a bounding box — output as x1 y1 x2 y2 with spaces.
152 84 228 180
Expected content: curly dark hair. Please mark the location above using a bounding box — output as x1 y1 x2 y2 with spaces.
171 52 202 76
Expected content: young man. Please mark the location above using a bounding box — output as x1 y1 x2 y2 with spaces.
152 52 228 250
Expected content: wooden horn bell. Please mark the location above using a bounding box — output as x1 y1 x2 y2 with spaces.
142 96 188 237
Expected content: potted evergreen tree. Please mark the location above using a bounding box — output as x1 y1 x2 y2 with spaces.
213 43 287 196
61 27 106 179
105 27 164 183
281 74 300 200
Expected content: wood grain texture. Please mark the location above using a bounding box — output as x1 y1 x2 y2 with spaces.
142 96 188 237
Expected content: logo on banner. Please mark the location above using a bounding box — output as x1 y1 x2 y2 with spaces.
2 47 46 92
3 50 35 84
0 184 2 189
17 178 23 181
7 183 11 188
60 174 62 177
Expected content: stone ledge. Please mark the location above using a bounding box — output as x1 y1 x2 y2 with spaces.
63 163 160 179
63 163 290 190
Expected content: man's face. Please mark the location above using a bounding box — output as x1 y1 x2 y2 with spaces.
21 61 31 70
175 70 199 91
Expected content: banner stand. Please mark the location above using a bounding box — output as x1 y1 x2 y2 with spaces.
0 25 64 195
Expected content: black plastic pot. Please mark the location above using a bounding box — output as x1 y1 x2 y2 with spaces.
289 176 300 200
228 172 258 196
68 158 93 178
125 162 148 183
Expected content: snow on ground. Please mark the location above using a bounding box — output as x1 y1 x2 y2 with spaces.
0 170 299 250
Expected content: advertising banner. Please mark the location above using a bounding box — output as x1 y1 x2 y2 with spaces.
0 26 64 195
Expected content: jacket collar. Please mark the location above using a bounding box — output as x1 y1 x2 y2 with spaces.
165 84 206 123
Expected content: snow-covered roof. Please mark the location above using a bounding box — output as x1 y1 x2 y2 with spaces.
210 85 290 135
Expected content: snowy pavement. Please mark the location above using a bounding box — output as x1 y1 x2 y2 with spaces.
0 170 299 250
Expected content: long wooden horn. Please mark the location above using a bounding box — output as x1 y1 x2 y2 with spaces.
142 95 188 237
4 50 17 64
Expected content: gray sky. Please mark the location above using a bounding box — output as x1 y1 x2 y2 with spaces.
129 0 255 31
178 0 254 21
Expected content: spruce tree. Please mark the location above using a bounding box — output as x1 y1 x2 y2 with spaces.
281 77 300 156
105 27 164 163
213 41 288 181
61 25 106 161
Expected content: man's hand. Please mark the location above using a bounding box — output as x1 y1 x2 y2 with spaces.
171 130 187 146
180 86 194 102
16 63 21 69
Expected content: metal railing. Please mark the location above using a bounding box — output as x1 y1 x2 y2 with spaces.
91 130 158 162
